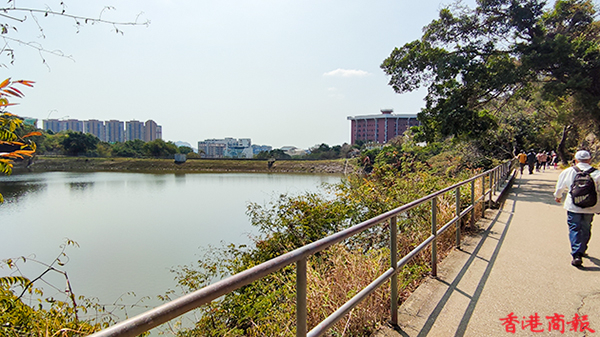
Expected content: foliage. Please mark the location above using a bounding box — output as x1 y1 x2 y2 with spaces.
254 149 292 160
169 145 486 336
305 143 353 160
0 240 110 336
178 146 194 155
0 78 39 202
111 139 145 158
142 139 178 158
60 131 100 156
381 0 600 145
96 141 113 157
35 135 184 159
185 152 202 159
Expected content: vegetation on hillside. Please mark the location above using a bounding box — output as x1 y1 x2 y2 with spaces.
3 0 600 335
163 136 493 336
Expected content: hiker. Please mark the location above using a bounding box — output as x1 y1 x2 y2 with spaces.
526 149 537 174
537 151 548 171
554 150 600 267
517 151 527 174
551 151 559 169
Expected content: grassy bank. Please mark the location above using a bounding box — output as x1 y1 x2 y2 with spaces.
18 156 359 174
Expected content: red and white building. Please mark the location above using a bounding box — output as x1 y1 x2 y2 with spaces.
347 109 420 144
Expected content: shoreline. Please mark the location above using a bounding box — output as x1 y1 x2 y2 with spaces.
14 156 359 175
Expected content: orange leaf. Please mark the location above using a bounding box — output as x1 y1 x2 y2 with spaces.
23 132 42 138
3 89 23 98
0 78 10 89
7 86 23 97
12 150 34 157
15 80 34 87
1 153 23 159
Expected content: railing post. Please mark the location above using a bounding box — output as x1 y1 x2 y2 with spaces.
489 171 493 206
455 186 461 249
390 216 398 326
470 180 475 228
496 168 500 192
297 258 307 337
431 197 437 277
492 169 496 195
494 169 500 195
481 175 486 217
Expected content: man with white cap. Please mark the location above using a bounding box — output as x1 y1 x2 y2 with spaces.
554 150 600 267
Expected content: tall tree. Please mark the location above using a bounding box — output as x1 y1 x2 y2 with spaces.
143 139 178 158
381 0 600 145
60 131 99 156
111 139 145 158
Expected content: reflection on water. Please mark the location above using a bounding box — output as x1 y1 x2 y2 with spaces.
0 171 340 333
68 181 95 191
0 181 46 203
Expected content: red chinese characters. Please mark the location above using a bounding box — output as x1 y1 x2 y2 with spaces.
500 312 595 334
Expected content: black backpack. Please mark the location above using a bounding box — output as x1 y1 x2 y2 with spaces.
570 167 598 208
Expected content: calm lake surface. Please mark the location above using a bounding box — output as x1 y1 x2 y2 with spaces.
0 171 341 327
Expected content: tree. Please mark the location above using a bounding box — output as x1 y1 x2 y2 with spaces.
60 131 99 156
142 139 178 158
381 0 600 145
111 139 145 158
178 146 194 155
35 131 66 155
0 78 38 202
254 149 291 160
0 1 149 66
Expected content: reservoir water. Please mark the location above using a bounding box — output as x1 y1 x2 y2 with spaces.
0 171 341 329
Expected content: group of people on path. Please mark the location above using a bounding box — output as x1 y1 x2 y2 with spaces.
553 150 600 268
517 149 558 174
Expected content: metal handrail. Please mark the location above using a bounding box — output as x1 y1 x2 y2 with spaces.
89 159 516 337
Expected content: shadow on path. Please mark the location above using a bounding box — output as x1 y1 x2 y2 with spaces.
414 185 517 337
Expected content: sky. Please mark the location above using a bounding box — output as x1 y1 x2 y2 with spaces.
4 0 460 150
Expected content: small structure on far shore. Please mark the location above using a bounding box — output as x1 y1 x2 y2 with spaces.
174 153 187 164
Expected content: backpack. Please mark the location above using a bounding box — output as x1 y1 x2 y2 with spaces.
570 167 598 208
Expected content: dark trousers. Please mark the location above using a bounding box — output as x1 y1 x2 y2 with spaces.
567 211 593 257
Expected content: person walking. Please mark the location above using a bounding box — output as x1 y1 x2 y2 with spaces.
517 151 527 175
526 149 537 174
554 150 600 267
539 151 548 171
551 151 559 169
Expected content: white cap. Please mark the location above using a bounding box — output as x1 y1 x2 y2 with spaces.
575 150 591 160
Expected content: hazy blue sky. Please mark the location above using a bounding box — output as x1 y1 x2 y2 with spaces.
5 0 459 149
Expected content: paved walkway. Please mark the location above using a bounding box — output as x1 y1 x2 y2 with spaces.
375 168 600 336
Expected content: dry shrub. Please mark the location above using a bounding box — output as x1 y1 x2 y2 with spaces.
306 244 390 337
